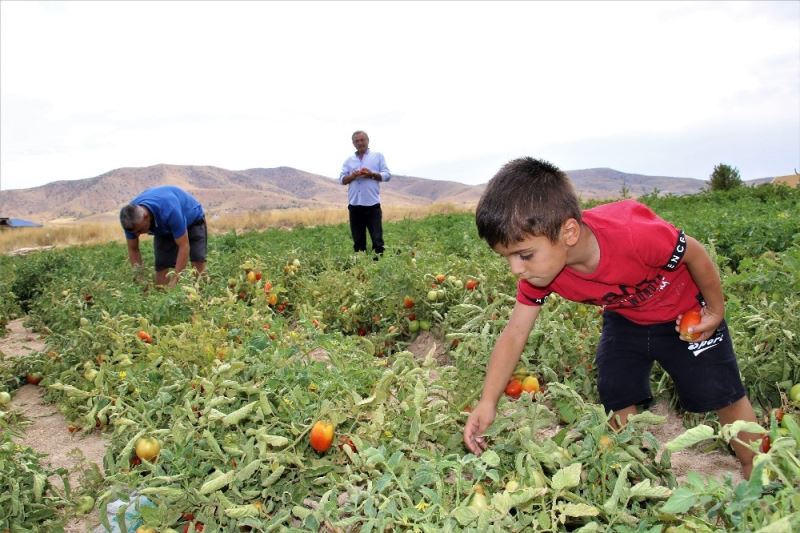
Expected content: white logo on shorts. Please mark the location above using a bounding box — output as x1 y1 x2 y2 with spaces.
688 334 724 357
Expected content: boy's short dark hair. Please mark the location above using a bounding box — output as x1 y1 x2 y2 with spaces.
476 157 581 247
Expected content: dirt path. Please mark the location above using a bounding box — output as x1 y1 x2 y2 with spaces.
648 399 744 485
1 318 107 532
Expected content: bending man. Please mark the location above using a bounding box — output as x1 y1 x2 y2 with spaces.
120 185 207 287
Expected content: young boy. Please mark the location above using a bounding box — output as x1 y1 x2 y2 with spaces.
462 157 759 479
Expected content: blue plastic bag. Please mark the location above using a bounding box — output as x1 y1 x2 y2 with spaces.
93 492 155 533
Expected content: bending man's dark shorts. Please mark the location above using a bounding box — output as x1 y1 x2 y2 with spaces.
153 219 207 270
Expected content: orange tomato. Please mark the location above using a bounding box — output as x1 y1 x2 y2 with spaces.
465 279 479 291
309 420 335 453
403 296 415 309
137 330 153 343
679 309 702 341
521 376 540 394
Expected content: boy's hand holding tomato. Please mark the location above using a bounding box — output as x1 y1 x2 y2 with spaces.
675 306 724 342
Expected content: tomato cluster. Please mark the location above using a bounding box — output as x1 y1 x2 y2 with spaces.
504 373 541 399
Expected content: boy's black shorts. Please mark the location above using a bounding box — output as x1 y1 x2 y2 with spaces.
153 219 207 270
596 311 746 413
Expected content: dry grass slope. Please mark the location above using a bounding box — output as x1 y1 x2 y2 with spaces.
0 203 474 254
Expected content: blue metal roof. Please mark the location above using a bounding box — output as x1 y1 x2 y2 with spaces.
0 217 43 228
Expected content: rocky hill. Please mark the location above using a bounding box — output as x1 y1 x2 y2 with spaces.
0 163 770 224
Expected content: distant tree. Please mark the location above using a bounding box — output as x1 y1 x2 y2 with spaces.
619 180 631 199
708 163 742 191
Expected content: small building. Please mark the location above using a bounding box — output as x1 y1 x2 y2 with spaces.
0 217 43 228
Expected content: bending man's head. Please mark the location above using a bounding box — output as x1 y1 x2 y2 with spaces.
120 204 149 235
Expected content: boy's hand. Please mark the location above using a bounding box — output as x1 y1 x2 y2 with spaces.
675 307 723 342
463 401 496 455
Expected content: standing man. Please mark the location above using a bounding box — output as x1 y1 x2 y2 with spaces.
338 130 391 255
119 185 207 287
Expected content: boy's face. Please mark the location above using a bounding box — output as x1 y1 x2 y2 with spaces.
492 233 569 288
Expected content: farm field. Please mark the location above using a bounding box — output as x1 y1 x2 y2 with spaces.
1 185 799 532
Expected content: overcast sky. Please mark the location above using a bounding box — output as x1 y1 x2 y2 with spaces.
1 1 798 191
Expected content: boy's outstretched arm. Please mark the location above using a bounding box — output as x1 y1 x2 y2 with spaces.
464 302 540 455
679 235 725 340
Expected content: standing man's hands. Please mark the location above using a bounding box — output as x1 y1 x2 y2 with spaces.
347 168 381 182
463 401 496 456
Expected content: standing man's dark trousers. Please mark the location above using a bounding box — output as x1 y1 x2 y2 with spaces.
348 203 384 254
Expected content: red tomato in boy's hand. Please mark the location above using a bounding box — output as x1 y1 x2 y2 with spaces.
679 309 702 341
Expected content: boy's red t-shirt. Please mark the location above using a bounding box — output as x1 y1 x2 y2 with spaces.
516 200 701 325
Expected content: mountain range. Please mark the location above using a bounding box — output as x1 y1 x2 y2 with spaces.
0 164 772 224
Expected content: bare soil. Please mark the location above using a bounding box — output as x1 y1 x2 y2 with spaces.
1 319 106 532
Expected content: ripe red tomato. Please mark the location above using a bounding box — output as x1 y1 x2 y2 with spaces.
310 420 335 453
255 271 262 281
465 279 479 291
505 378 523 399
136 330 153 343
26 373 43 385
25 372 42 385
403 296 415 309
760 434 771 453
679 309 702 341
183 522 204 533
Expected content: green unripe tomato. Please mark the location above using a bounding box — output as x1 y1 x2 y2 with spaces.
789 383 800 403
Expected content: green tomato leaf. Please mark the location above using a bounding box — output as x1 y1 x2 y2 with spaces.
480 449 500 467
660 487 698 514
664 425 716 452
551 463 582 491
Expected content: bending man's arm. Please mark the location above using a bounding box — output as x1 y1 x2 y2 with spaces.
127 237 142 267
169 232 191 287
